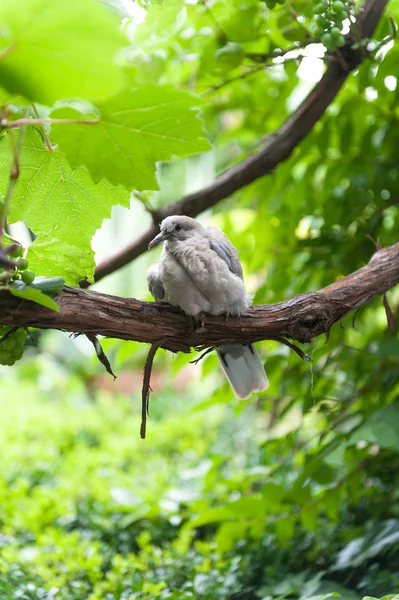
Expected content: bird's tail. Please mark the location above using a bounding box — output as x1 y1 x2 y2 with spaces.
216 343 269 399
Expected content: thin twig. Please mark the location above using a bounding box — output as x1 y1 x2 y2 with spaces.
273 337 312 363
85 333 117 379
351 307 361 328
383 294 396 332
2 117 100 129
190 346 215 364
0 326 18 343
141 341 163 439
202 56 303 96
245 40 316 63
199 0 227 40
0 107 30 246
32 104 54 151
0 44 15 61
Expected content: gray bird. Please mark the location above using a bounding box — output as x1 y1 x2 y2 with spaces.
147 215 269 398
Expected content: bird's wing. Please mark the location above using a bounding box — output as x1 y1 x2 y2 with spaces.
147 262 165 301
206 227 244 280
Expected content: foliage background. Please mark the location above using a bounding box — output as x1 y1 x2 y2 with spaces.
0 0 399 598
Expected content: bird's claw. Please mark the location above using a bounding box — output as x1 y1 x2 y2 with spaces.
191 313 205 331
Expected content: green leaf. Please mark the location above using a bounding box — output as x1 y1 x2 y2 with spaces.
306 595 341 600
28 235 95 285
9 280 60 311
275 514 296 546
301 505 319 533
214 43 245 71
0 0 127 105
0 128 130 251
189 507 237 528
30 276 65 295
349 403 399 450
363 596 399 600
50 86 212 191
215 521 249 553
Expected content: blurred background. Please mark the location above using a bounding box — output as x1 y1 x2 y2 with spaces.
1 0 399 598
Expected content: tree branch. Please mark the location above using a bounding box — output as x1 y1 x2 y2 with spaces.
245 41 316 63
2 243 398 354
93 0 389 284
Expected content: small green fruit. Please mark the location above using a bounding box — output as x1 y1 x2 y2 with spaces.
16 257 29 271
332 1 347 13
335 34 346 47
337 10 349 21
315 14 328 26
311 24 325 38
21 270 35 284
8 244 23 258
321 32 336 50
315 3 326 14
331 27 342 38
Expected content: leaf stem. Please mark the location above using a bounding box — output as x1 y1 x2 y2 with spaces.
2 117 100 129
0 108 30 247
32 104 54 151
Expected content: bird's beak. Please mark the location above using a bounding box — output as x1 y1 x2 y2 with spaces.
148 231 165 249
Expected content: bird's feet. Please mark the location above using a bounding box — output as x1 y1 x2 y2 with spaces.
190 313 206 332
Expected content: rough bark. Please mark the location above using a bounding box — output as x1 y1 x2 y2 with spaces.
93 0 390 284
2 243 398 354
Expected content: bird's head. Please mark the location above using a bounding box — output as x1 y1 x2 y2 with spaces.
148 216 203 249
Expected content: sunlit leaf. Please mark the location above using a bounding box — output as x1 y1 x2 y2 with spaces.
0 0 127 105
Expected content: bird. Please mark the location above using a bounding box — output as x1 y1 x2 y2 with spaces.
147 215 269 399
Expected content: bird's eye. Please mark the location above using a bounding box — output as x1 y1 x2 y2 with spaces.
175 224 183 231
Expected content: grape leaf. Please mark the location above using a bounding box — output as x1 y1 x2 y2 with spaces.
0 0 127 105
28 235 95 286
0 128 130 252
8 280 60 311
50 85 212 191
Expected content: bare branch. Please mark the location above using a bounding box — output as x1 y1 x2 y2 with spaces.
245 40 317 63
93 0 389 284
2 243 398 354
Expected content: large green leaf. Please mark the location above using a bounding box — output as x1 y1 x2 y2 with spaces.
0 0 127 105
27 235 95 285
50 86 212 191
0 128 130 252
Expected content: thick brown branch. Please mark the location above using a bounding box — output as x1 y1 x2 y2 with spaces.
93 0 389 283
2 243 398 353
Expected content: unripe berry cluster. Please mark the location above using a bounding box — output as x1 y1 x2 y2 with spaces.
0 243 36 286
264 0 285 9
0 326 26 366
311 0 349 50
